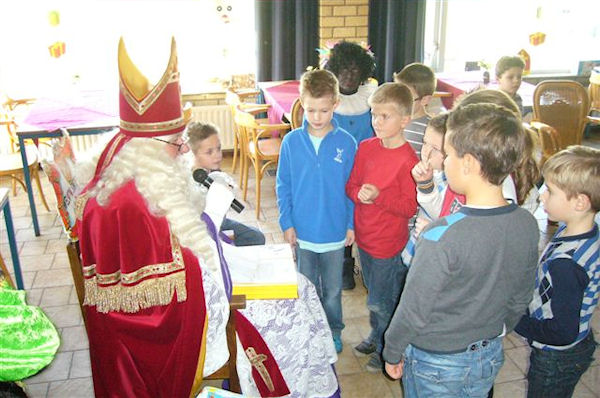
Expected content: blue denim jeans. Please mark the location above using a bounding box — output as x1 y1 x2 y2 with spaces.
526 332 597 398
221 218 265 246
296 247 345 337
403 337 504 397
358 248 407 353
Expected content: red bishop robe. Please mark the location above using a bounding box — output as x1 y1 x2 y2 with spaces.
77 180 207 398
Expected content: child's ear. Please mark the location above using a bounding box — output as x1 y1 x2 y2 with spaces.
400 115 411 129
461 153 479 176
421 94 433 107
333 98 341 110
574 193 592 213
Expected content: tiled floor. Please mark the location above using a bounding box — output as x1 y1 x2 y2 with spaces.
2 138 599 397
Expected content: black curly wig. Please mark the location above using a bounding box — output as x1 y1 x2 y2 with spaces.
324 41 376 84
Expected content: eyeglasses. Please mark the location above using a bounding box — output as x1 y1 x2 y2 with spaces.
413 96 423 102
422 141 444 156
152 137 188 152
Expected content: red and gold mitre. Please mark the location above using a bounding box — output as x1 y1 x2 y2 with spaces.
79 38 191 191
118 37 189 137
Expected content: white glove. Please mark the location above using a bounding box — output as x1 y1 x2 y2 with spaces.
204 180 235 230
208 170 238 190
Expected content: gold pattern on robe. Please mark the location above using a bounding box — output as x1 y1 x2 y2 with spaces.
245 347 275 392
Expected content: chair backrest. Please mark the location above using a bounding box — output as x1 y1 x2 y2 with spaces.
527 121 560 166
229 73 257 92
589 72 600 112
290 97 304 129
533 80 590 148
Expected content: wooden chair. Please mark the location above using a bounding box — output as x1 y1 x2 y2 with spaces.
532 80 590 148
289 97 304 129
0 142 50 212
195 294 246 394
225 90 270 177
234 106 290 219
527 121 560 166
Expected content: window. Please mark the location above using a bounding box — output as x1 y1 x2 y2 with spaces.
424 0 600 75
0 0 257 97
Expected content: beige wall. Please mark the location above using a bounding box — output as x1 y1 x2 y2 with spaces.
319 0 369 48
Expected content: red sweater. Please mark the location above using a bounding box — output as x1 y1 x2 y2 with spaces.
346 138 418 258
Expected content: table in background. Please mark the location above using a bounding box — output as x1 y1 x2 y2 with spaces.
16 93 118 236
258 81 300 124
0 188 24 289
436 71 535 112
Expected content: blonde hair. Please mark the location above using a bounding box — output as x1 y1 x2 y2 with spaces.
393 63 436 98
542 146 600 212
300 69 339 102
454 89 520 117
368 82 413 117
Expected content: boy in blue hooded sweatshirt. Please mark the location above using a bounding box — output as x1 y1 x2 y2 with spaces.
276 69 357 353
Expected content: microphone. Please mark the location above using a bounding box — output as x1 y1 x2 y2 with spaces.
193 168 245 213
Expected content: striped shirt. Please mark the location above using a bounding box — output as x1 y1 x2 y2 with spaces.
403 115 431 158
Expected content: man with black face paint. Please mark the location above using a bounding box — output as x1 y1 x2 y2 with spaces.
324 41 377 290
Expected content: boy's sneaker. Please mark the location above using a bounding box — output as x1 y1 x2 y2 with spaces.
365 353 383 373
333 336 343 353
354 340 376 357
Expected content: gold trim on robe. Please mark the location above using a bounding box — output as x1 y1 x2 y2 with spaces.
83 235 187 313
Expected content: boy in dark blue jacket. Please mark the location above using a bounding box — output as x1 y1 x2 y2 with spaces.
276 69 357 353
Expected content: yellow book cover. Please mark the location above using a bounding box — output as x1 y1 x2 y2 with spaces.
222 243 298 300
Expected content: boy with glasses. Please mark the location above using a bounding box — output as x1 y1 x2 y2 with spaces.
394 63 437 158
401 113 465 266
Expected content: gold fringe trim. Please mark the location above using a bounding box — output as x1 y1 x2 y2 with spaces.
83 270 187 313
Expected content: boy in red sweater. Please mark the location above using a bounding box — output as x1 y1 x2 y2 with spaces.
346 82 418 372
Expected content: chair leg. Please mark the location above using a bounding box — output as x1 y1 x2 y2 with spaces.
10 176 27 194
254 161 262 219
231 132 239 174
32 165 50 212
239 152 247 188
242 158 250 201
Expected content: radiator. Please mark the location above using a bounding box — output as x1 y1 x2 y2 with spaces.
191 105 235 150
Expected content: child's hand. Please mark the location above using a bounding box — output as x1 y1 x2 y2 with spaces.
411 160 433 183
385 361 404 380
284 227 297 247
358 184 379 204
414 217 431 236
345 229 355 246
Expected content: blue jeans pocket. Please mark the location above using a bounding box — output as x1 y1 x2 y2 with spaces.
411 358 470 395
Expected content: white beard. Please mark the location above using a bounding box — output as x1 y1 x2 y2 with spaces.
83 136 217 274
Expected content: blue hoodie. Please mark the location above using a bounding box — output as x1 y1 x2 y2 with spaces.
277 118 356 245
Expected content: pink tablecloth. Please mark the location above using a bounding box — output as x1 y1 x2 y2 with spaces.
436 71 534 110
261 81 300 124
22 90 118 132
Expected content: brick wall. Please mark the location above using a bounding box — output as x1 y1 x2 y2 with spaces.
319 0 369 48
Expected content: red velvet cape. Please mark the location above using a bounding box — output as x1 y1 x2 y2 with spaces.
78 181 206 397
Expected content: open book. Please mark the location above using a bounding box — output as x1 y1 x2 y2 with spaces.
222 243 298 300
